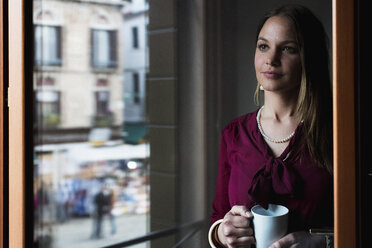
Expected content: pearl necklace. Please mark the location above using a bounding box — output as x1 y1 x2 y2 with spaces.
256 106 296 143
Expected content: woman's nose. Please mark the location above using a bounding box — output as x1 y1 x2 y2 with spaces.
265 50 280 66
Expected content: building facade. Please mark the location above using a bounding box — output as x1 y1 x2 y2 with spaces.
122 0 149 143
33 0 124 144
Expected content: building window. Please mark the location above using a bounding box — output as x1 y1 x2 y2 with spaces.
36 76 55 86
91 29 118 68
133 73 140 104
35 91 61 127
34 25 62 66
132 27 139 49
94 91 113 126
95 91 110 115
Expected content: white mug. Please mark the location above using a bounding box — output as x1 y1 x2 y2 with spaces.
251 204 289 248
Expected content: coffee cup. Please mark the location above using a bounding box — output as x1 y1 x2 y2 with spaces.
251 204 289 248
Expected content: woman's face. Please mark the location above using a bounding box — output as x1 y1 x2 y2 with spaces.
254 16 302 93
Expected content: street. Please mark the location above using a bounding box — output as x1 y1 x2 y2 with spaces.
52 213 148 248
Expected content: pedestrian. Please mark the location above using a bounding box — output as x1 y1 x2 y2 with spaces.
91 183 111 239
56 183 68 223
209 4 333 248
108 187 117 235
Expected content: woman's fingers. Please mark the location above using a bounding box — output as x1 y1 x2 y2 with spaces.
224 205 253 228
222 223 254 238
230 205 253 218
225 233 256 247
268 231 313 248
224 214 252 228
218 205 256 247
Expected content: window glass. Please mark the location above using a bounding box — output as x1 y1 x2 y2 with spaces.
91 29 118 68
33 1 149 247
34 25 62 66
133 73 140 104
132 27 139 49
35 91 61 127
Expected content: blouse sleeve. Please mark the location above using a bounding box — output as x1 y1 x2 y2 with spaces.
210 129 232 225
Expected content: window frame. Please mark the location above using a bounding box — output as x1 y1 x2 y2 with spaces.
35 90 61 128
4 0 360 247
332 0 358 246
34 24 62 67
95 90 110 116
8 0 26 246
131 26 139 49
90 28 118 69
132 72 140 104
0 0 4 247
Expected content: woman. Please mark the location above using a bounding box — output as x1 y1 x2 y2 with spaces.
209 4 333 248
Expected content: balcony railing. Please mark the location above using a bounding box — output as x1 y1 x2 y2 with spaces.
92 114 114 127
40 113 60 128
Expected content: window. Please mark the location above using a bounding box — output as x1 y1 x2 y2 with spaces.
94 91 112 127
91 29 118 68
132 27 139 49
133 73 140 104
34 25 62 66
95 91 109 116
9 1 363 248
35 91 61 127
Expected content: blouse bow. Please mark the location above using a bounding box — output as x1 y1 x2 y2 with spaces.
248 156 302 209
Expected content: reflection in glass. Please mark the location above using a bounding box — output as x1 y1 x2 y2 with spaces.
33 0 149 247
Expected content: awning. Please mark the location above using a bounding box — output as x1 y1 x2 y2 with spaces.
35 142 150 164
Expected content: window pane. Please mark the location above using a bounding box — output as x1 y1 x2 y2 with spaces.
35 25 62 66
94 30 110 65
92 29 118 68
132 27 139 49
133 73 140 104
33 1 149 247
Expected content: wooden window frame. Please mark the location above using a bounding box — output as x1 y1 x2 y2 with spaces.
0 0 4 247
332 0 358 247
8 0 26 247
4 0 359 247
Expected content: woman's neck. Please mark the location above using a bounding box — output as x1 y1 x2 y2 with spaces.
262 91 298 121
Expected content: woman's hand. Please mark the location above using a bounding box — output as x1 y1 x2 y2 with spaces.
217 205 255 248
269 231 325 248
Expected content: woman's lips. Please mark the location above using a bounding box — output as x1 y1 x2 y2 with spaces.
263 71 282 79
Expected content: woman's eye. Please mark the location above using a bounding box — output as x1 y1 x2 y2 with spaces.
258 44 268 51
283 46 297 54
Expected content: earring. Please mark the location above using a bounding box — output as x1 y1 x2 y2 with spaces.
259 85 264 91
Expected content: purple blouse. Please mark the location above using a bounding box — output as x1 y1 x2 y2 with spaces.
211 110 333 232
